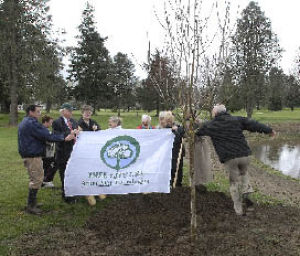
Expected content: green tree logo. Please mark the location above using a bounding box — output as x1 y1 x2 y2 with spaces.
100 136 140 170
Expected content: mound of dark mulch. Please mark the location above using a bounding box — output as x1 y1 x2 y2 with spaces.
17 187 300 256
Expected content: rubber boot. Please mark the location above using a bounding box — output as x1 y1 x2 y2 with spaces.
26 189 42 215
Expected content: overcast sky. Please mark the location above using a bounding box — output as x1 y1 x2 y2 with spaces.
49 0 300 78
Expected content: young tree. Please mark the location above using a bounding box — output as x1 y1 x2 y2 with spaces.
69 2 110 111
158 0 233 243
232 1 281 117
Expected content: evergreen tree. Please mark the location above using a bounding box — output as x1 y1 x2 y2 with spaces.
216 68 243 112
144 52 178 115
0 0 63 123
109 52 136 116
0 0 24 124
136 80 158 112
69 2 110 111
232 1 281 117
285 75 300 111
267 67 285 111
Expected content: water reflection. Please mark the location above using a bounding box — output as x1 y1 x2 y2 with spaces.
252 141 300 179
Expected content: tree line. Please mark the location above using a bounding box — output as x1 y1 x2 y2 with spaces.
1 1 300 125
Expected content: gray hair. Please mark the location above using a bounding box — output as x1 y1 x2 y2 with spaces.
141 114 151 123
158 111 174 127
109 116 122 126
212 104 226 116
81 105 93 113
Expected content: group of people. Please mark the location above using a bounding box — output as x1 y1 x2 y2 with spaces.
18 102 274 216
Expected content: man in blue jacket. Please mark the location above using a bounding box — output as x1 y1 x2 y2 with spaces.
18 105 75 214
196 104 275 215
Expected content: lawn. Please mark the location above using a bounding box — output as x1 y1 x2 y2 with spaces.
0 108 299 255
233 108 300 123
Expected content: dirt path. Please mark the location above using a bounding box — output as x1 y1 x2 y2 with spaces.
248 162 300 206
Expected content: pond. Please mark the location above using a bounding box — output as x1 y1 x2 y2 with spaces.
251 141 300 179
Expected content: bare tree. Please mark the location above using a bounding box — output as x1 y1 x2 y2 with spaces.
155 0 234 244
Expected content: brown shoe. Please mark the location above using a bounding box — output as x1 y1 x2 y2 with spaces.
86 196 96 206
98 194 107 200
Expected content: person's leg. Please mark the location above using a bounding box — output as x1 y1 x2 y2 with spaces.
170 156 177 188
24 157 44 214
57 161 76 203
224 158 243 215
176 155 184 187
57 162 66 198
238 156 254 211
43 157 57 183
238 156 253 194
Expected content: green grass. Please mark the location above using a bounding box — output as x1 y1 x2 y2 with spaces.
0 109 159 128
0 126 114 255
0 108 300 255
0 110 159 255
232 108 300 123
206 167 289 207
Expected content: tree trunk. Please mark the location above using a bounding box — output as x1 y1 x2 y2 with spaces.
46 100 51 113
246 100 253 118
187 122 197 244
93 101 97 115
246 108 252 118
9 76 18 126
8 35 18 125
256 102 260 110
1 100 10 113
156 98 160 117
8 0 20 126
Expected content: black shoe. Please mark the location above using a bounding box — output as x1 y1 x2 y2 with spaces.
25 205 43 215
243 198 254 212
195 184 207 194
63 197 77 204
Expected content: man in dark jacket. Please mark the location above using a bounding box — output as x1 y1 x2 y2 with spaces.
196 104 275 215
18 105 74 214
52 103 78 203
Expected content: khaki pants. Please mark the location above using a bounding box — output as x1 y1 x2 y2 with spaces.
24 157 44 189
224 156 253 214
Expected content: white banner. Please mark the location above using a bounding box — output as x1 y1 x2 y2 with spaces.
65 129 174 196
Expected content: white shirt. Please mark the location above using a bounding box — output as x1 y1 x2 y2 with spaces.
63 116 70 129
